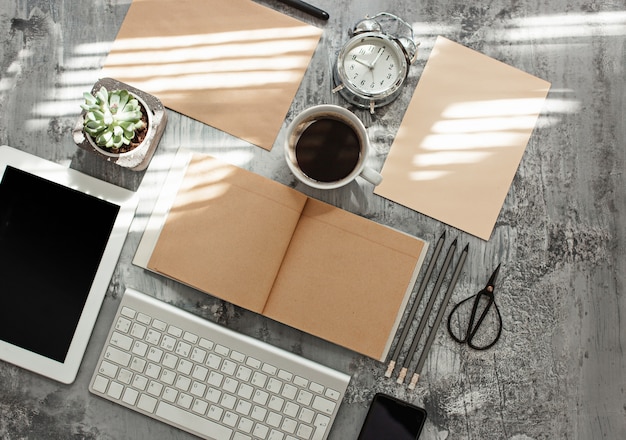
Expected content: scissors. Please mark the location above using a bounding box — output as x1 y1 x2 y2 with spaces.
446 264 502 350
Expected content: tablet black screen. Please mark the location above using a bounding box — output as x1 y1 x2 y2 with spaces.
0 166 119 363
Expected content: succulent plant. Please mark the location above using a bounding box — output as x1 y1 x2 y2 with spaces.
81 86 146 150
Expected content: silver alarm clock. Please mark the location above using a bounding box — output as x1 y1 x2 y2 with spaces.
332 12 419 114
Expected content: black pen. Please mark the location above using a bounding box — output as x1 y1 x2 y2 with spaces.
276 0 329 20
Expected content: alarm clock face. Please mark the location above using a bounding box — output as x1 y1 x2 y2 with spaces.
338 32 408 99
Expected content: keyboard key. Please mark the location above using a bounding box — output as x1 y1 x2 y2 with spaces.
136 312 151 325
191 347 207 363
190 381 207 397
278 370 293 381
199 337 214 350
156 402 232 439
223 411 238 427
235 399 252 416
192 399 208 415
132 341 148 357
238 383 254 400
147 347 163 363
177 359 193 376
309 382 324 395
238 417 254 433
183 332 198 344
284 402 299 418
115 317 131 333
268 429 285 440
251 406 267 421
107 381 124 399
312 414 331 440
130 323 147 339
294 376 308 388
130 357 146 373
192 365 209 382
176 341 192 357
282 384 298 400
147 381 163 397
267 378 282 394
122 388 139 406
246 357 261 369
178 393 193 409
230 350 245 362
167 325 182 337
110 331 133 351
312 396 336 416
297 390 313 406
152 319 167 331
145 329 161 345
120 306 136 319
215 344 230 356
161 335 176 351
92 375 109 393
132 375 148 391
105 347 131 367
262 363 277 375
138 394 157 413
163 353 178 369
98 360 118 378
207 405 224 421
325 388 341 401
207 353 221 369
253 423 269 439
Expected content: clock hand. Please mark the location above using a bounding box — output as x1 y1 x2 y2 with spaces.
353 57 372 68
369 47 385 68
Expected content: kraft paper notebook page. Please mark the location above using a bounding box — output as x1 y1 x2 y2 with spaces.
101 0 323 151
375 36 551 240
134 152 428 361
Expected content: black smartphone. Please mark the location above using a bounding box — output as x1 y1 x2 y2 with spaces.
357 393 427 440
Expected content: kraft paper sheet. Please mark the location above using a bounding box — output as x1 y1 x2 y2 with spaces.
141 153 428 360
102 0 323 150
375 36 551 240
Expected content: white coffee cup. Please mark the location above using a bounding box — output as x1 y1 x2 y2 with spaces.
284 105 382 190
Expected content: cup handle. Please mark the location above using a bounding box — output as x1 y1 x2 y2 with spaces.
360 166 383 186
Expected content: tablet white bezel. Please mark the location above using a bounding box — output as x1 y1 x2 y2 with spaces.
0 145 138 384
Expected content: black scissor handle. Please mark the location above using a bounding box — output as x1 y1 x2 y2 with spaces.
447 289 502 350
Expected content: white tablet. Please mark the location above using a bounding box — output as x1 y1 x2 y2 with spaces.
0 146 138 383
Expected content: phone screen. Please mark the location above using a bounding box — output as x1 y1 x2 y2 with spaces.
357 393 427 440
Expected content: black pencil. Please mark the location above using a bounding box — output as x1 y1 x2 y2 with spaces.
385 232 446 377
397 238 457 384
275 0 329 20
408 244 468 389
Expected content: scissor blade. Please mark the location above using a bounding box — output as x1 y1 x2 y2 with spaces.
486 264 501 288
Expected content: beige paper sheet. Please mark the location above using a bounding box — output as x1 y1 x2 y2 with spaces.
147 155 308 313
102 0 323 150
144 153 428 360
375 36 551 240
264 198 427 361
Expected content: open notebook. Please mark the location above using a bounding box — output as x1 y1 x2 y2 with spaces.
134 152 428 361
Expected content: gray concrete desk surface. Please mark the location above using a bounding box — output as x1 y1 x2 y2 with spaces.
1 0 624 439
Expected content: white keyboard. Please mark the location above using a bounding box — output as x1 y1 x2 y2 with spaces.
89 288 350 440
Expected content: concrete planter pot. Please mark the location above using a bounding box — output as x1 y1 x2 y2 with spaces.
73 78 167 171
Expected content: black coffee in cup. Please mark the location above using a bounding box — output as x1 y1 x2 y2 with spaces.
294 118 361 183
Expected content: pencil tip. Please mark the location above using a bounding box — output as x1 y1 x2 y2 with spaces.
451 238 458 244
439 231 446 239
463 243 469 251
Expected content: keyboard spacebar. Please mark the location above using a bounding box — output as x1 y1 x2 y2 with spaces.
156 402 232 440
